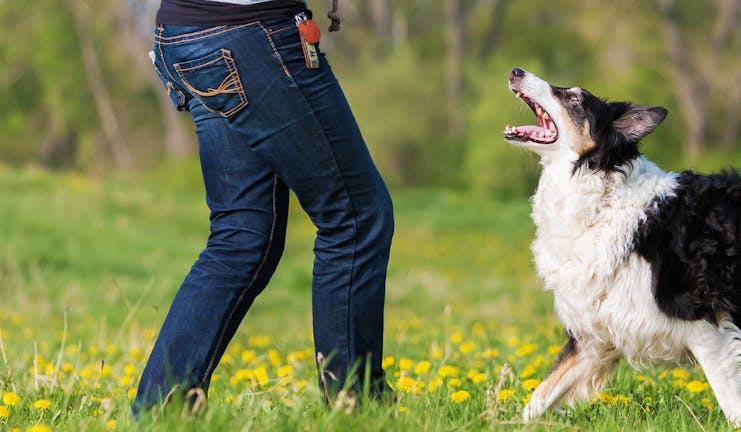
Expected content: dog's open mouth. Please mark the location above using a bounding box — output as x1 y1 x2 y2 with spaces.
504 92 559 144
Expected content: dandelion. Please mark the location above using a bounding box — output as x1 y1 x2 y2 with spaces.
701 398 712 409
241 350 256 364
277 365 293 377
382 356 395 369
522 379 540 391
450 333 463 344
26 425 52 432
686 381 709 393
61 363 75 373
482 348 499 359
523 394 532 405
547 345 562 355
450 390 470 403
438 365 459 378
427 378 443 393
519 364 536 378
467 371 487 384
123 364 136 376
398 406 409 413
414 361 431 376
106 419 117 429
33 399 52 410
516 343 537 357
671 368 689 379
395 376 420 394
447 378 461 389
398 358 414 371
497 389 515 402
119 375 134 387
459 342 476 354
2 392 19 406
0 405 8 418
127 388 137 400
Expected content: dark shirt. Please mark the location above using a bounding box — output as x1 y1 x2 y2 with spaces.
156 0 309 26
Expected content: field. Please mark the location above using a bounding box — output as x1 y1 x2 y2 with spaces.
0 163 734 431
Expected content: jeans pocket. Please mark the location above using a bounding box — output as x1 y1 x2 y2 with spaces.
174 48 248 118
150 50 189 111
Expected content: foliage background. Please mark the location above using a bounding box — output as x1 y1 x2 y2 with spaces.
0 0 740 431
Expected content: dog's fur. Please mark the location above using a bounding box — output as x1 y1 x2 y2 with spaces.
503 68 741 424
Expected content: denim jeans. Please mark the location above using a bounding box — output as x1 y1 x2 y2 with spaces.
133 17 394 414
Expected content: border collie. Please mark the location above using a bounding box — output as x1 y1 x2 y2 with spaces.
503 68 741 424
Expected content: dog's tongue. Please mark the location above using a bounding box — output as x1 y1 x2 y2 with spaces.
515 125 548 135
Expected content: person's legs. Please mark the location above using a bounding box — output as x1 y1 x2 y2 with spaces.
140 17 393 409
133 100 289 414
244 23 394 395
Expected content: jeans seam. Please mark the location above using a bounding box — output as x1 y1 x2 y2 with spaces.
155 23 260 45
259 23 291 78
199 174 281 386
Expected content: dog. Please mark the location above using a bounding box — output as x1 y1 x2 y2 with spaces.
503 68 741 424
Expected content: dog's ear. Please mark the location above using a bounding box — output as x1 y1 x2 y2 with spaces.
611 104 668 141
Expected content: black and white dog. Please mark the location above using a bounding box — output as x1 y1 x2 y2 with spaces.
504 68 741 424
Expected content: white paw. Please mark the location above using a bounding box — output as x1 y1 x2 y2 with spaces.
523 398 546 422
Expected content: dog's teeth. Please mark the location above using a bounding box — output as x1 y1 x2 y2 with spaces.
516 91 522 98
543 112 550 120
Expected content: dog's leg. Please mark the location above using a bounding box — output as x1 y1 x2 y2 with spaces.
523 336 617 421
687 316 741 426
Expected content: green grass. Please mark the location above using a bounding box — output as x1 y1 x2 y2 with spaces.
0 163 734 431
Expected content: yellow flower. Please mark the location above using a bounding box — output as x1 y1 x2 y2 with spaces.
241 350 256 364
414 361 431 376
33 399 52 410
106 419 117 429
447 378 461 389
450 390 470 403
459 342 476 354
61 363 75 374
522 379 541 391
450 333 463 344
686 381 709 393
0 405 8 418
395 376 419 394
253 367 269 386
613 394 629 405
427 378 443 393
123 364 136 376
3 392 19 406
398 358 414 371
467 371 487 384
520 365 536 378
516 343 537 357
382 356 395 369
701 398 712 409
497 389 515 402
119 375 134 387
398 406 409 413
547 345 562 356
247 336 271 347
127 388 137 400
26 425 52 432
671 368 689 379
482 348 499 359
438 365 459 378
277 365 293 377
522 394 532 404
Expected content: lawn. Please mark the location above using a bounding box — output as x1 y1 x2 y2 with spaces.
0 163 733 431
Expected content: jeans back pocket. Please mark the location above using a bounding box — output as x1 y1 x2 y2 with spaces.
174 49 248 118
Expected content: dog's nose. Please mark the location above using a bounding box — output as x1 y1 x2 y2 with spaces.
511 68 525 80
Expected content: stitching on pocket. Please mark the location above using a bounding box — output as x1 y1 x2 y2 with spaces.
174 49 248 118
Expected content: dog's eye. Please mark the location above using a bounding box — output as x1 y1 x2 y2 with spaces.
568 93 580 103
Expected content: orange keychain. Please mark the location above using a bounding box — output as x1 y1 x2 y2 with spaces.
295 13 320 69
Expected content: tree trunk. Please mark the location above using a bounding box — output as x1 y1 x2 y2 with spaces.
368 0 392 37
112 0 194 157
66 0 133 169
444 0 464 138
657 0 709 158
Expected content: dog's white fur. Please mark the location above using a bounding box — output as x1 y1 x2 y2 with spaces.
508 71 741 424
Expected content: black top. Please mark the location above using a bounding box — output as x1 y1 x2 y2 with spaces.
156 0 309 26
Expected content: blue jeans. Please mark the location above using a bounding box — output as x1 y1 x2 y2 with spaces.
133 17 394 413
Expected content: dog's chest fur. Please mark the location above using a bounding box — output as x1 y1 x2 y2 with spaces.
531 156 693 366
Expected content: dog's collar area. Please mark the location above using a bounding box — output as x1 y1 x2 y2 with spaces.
504 91 559 144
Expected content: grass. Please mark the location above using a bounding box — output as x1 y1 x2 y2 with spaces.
0 162 735 431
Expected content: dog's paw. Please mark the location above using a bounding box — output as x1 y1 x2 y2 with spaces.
523 398 547 422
